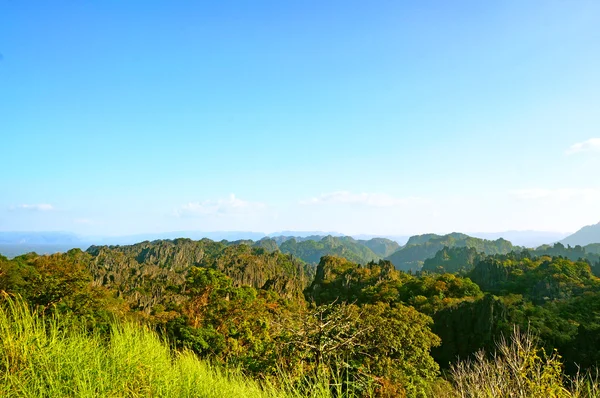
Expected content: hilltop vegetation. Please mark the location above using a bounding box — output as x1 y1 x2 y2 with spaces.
0 300 310 398
0 243 442 396
587 243 600 254
279 236 382 265
421 246 485 273
2 234 600 396
385 233 516 271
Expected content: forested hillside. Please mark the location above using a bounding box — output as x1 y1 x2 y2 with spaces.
278 236 381 265
357 237 401 257
385 233 516 271
587 243 600 254
2 237 600 396
420 246 485 273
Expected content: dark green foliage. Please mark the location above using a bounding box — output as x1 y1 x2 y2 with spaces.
1 240 446 395
464 252 600 373
355 303 441 396
469 252 599 303
7 235 600 395
586 243 600 255
306 256 408 305
396 273 482 315
534 242 586 260
385 233 516 271
431 294 507 367
421 246 485 273
164 266 292 372
279 236 380 265
306 256 482 314
530 243 600 275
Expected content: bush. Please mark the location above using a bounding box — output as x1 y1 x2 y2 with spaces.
449 326 599 398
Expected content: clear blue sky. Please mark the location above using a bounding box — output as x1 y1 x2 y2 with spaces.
1 1 599 236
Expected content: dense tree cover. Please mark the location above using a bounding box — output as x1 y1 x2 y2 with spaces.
86 238 312 312
586 243 600 255
385 233 516 271
306 256 482 315
0 240 443 396
455 251 600 373
0 250 122 328
531 242 600 269
421 246 485 274
279 236 381 265
4 237 600 396
469 251 599 302
304 251 600 375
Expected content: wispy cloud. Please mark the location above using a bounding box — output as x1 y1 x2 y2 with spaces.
175 194 267 217
11 203 54 211
566 138 600 155
510 188 600 202
300 191 431 207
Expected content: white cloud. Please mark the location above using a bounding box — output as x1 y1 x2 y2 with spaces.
175 194 267 217
74 218 93 224
510 188 600 202
566 138 600 155
300 191 431 207
13 203 54 211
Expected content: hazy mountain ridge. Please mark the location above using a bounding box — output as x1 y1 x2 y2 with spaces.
468 230 569 247
0 231 83 245
4 234 600 394
1 226 597 267
0 233 394 271
561 222 600 247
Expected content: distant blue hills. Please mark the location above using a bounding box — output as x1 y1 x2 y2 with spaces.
560 222 600 247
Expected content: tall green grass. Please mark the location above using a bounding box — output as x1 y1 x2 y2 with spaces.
7 296 598 398
0 298 335 398
445 327 600 398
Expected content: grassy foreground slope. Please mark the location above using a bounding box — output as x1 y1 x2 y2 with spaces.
0 299 331 398
4 298 600 398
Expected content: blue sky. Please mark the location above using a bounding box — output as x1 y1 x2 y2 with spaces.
1 1 600 236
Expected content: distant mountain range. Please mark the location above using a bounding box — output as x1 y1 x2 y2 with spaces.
467 231 569 248
560 222 600 247
0 231 83 245
2 224 600 262
0 232 88 258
